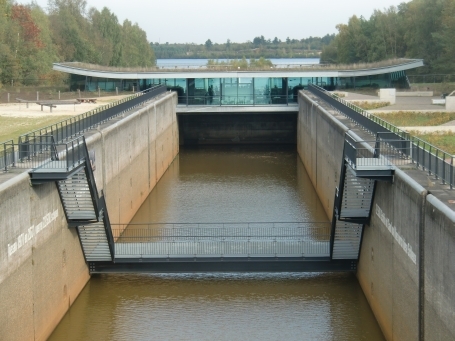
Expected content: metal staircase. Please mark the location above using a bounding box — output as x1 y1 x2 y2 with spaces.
77 196 114 262
28 136 114 263
57 168 97 224
330 132 395 260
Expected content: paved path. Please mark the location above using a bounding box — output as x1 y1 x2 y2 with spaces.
344 91 448 111
441 120 455 126
344 92 379 100
383 96 445 111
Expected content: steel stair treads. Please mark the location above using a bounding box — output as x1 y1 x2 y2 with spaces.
57 169 96 221
78 222 112 261
332 221 363 260
339 166 375 220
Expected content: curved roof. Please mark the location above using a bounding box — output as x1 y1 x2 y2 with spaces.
53 59 424 79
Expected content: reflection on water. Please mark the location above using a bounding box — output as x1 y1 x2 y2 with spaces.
48 146 385 341
130 145 328 224
49 273 384 341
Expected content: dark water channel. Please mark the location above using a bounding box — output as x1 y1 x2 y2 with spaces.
49 145 385 341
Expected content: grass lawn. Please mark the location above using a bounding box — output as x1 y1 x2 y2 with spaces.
0 115 69 143
352 101 390 110
410 131 455 155
374 111 455 126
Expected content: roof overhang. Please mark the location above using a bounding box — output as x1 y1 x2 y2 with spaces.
53 59 424 80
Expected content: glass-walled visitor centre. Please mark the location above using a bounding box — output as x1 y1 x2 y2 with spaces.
54 59 423 106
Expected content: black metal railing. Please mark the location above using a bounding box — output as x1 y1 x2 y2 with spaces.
1 140 15 172
1 85 167 173
1 135 89 171
180 94 295 106
308 84 455 188
17 84 166 144
1 135 58 171
99 192 115 259
111 222 331 258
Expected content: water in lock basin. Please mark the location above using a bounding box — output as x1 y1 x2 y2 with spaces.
49 145 385 341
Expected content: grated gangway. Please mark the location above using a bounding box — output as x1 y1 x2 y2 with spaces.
90 222 357 273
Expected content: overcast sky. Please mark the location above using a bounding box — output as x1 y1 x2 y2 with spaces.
21 0 410 44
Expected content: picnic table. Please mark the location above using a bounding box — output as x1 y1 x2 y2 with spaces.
16 98 81 112
76 98 97 103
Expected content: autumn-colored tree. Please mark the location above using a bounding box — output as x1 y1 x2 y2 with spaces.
11 5 43 48
0 0 156 86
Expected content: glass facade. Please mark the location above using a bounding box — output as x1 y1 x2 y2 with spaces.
70 71 406 106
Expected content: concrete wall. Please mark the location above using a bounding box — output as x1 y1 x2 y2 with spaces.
298 90 455 341
87 92 179 224
397 91 433 97
446 96 455 111
358 171 424 341
0 92 178 341
379 88 396 105
423 195 455 340
178 112 297 145
297 93 347 217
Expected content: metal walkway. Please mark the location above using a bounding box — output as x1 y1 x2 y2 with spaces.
91 222 357 273
24 83 407 273
26 134 397 272
28 136 115 263
307 84 403 261
23 136 356 272
328 125 401 261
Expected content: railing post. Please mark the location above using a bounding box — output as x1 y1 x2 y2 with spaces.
66 145 69 170
12 142 15 167
435 149 439 180
3 142 7 172
428 145 432 176
71 141 75 168
451 157 454 190
442 152 446 185
416 139 420 168
422 142 425 171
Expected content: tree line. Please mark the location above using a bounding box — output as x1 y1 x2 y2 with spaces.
0 0 155 87
321 0 455 74
152 35 335 59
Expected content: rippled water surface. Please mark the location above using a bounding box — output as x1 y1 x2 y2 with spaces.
49 146 385 341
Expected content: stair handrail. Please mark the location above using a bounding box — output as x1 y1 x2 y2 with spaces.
76 137 115 256
99 191 115 260
78 136 101 218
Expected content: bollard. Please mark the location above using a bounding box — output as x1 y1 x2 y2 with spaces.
58 91 60 100
78 89 81 98
37 91 39 101
116 87 118 95
98 87 100 97
132 86 135 93
7 93 10 103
